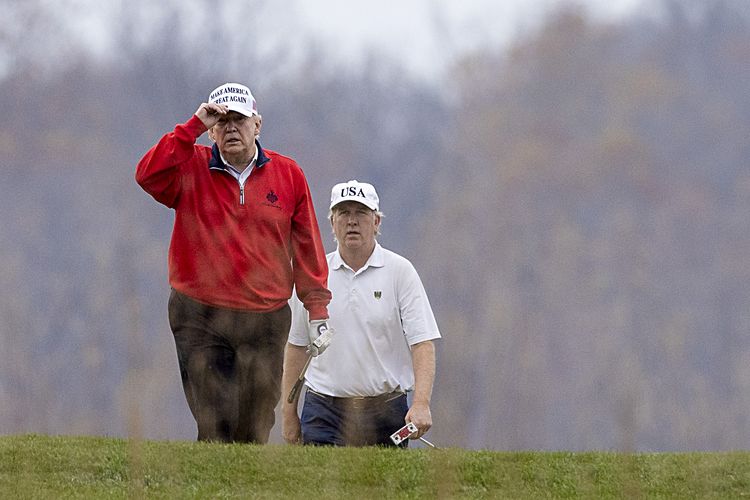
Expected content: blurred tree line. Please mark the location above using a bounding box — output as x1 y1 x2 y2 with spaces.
1 0 749 450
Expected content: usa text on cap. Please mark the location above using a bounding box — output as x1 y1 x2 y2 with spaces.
330 180 379 211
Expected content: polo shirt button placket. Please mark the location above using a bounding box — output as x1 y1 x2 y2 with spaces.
350 287 358 311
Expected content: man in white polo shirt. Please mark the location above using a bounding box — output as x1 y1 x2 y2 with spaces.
282 180 441 446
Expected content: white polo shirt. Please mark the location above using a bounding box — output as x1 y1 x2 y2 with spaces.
288 243 441 397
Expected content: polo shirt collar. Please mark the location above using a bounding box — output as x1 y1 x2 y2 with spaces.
332 242 385 273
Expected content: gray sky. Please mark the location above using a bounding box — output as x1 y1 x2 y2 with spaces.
289 0 646 80
39 0 646 83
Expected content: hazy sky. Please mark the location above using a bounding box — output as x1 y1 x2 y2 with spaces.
44 0 646 83
289 0 646 80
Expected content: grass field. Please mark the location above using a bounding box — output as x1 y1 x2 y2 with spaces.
1 434 749 498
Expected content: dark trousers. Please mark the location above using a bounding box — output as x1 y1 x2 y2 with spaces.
168 289 291 443
300 389 409 447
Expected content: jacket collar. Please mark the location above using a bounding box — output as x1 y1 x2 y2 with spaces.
209 140 271 171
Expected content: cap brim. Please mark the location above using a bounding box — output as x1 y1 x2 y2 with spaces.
225 103 257 117
330 197 378 211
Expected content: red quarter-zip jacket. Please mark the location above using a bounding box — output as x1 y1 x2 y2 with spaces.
136 115 330 320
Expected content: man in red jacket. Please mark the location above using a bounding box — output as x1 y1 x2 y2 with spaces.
136 82 332 443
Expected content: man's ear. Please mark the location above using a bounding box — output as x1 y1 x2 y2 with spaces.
255 115 263 136
208 126 216 142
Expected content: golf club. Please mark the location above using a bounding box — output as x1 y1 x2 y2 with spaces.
287 354 312 403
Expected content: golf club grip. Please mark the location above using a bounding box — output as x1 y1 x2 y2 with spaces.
287 378 304 404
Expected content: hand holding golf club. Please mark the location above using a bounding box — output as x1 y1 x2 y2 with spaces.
286 321 333 405
307 319 333 357
390 422 439 449
405 400 432 438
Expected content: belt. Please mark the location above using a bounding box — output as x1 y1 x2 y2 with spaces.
307 388 405 408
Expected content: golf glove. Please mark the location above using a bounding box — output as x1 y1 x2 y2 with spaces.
307 320 333 357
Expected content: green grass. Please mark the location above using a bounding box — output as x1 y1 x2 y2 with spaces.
1 434 749 499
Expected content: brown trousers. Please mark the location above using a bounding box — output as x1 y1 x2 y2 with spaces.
168 289 291 443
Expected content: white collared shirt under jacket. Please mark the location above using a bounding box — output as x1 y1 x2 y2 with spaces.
288 243 441 397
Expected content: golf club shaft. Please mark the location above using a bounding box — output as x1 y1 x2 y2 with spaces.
419 436 438 449
287 354 313 403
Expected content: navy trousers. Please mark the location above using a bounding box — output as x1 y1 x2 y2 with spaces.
301 389 409 447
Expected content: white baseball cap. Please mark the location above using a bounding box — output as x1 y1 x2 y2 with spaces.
330 180 379 211
208 82 258 117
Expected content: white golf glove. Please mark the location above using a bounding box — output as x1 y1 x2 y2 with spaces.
307 320 333 357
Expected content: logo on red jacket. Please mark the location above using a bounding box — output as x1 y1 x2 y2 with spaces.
263 190 282 209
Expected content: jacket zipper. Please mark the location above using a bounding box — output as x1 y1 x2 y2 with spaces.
239 184 245 205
